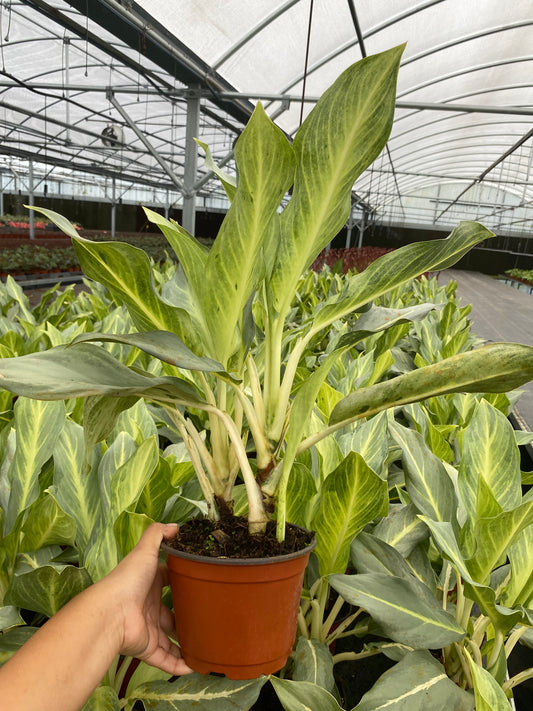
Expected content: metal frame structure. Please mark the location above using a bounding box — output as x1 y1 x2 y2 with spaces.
0 0 531 239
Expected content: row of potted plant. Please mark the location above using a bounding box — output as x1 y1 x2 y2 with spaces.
0 44 532 709
505 268 533 288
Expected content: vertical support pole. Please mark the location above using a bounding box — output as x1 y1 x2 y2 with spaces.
182 85 201 235
357 208 366 248
111 176 116 239
165 188 169 219
64 37 71 143
345 202 355 249
28 160 35 240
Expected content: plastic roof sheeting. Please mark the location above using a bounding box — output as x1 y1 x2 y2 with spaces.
0 0 532 235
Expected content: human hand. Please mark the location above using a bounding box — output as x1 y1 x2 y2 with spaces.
100 523 193 676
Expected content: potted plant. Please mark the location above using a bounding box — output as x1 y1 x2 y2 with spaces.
1 43 533 680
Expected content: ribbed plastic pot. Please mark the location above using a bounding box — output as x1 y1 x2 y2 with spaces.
162 535 316 680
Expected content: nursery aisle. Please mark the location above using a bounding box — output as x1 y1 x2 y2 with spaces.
442 269 533 434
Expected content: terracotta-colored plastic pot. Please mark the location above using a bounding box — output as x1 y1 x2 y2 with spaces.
162 535 316 679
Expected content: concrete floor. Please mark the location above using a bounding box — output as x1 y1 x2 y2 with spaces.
440 269 533 433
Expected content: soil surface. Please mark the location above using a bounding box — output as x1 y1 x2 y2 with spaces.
168 516 314 559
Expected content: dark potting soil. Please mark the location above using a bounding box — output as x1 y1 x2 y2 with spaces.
168 516 314 559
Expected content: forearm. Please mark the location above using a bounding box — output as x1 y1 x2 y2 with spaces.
0 577 123 711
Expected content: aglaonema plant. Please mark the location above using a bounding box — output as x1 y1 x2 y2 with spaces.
0 43 533 545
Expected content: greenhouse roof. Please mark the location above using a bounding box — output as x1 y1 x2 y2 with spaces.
0 1 532 235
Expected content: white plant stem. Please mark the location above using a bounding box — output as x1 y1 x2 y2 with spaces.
228 380 272 471
246 352 266 430
505 626 528 659
206 404 268 534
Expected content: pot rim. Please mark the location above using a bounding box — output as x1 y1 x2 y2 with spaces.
161 531 316 566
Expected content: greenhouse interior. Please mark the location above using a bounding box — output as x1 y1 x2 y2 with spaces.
0 2 532 710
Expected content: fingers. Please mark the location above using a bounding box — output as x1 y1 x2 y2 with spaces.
137 523 178 551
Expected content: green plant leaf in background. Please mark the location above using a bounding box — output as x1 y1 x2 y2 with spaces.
5 564 91 618
51 419 101 553
389 422 457 525
372 504 430 558
312 452 388 576
3 398 65 535
270 677 343 711
459 400 522 519
81 686 120 711
0 605 24 632
354 650 474 711
329 573 465 648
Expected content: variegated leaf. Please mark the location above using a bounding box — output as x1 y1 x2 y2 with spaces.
20 493 76 552
467 655 510 711
330 343 533 426
129 674 267 710
291 636 335 693
271 46 404 320
51 419 100 552
0 343 203 405
203 102 295 364
354 650 474 711
329 573 465 648
81 686 120 711
312 452 388 576
389 421 457 525
350 531 415 580
372 504 430 558
4 398 65 535
5 564 91 617
459 400 521 518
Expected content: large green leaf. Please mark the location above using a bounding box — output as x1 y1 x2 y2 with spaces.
312 452 388 576
129 674 267 710
354 650 474 711
350 531 416 580
271 678 343 711
5 564 91 617
291 636 335 693
329 572 465 648
194 140 237 201
270 45 404 319
330 343 533 426
459 400 521 518
389 422 457 525
0 343 204 404
501 513 533 608
203 102 295 364
3 398 65 535
73 330 226 373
